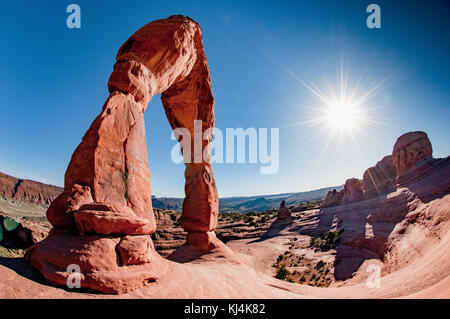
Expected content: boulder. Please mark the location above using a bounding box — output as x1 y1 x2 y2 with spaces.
46 184 93 231
277 200 292 220
73 210 153 236
185 231 223 251
117 235 154 265
0 213 50 248
25 232 163 294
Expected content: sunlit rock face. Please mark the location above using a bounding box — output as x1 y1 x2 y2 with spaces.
392 131 433 184
362 155 396 199
342 178 364 204
318 131 450 281
321 131 437 208
26 15 221 294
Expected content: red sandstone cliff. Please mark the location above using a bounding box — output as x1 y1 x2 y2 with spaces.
321 132 437 207
319 131 450 280
0 172 62 206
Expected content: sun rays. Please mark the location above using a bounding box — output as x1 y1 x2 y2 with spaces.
281 56 402 163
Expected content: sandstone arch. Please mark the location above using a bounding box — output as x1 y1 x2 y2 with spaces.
25 15 221 293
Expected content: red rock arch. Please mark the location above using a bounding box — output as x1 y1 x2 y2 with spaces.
26 16 222 294
47 15 219 246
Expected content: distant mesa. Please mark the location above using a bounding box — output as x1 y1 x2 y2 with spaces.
0 172 62 207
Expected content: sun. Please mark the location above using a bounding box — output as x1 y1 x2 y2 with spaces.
279 59 399 139
323 100 360 131
279 57 400 162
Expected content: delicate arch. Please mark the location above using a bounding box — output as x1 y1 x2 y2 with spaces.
46 15 219 244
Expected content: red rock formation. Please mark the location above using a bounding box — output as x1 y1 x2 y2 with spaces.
277 200 292 220
321 189 344 207
0 172 17 199
322 133 433 208
26 15 221 294
321 178 363 207
393 131 434 185
319 131 450 280
342 178 364 204
0 171 62 206
362 155 396 199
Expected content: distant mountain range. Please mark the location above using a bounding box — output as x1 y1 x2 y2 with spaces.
152 185 344 213
0 170 342 213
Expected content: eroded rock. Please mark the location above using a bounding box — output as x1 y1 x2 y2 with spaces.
342 178 364 204
362 155 396 199
277 200 292 220
393 131 432 175
26 15 221 294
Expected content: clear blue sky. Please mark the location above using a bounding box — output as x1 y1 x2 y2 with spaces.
0 0 449 197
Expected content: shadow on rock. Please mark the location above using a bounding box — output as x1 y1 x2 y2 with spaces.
167 244 215 263
0 257 48 285
247 217 294 244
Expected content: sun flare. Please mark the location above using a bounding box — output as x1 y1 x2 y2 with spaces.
323 100 360 131
278 57 400 161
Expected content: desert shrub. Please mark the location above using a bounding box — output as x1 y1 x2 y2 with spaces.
244 215 253 223
315 260 326 269
275 264 291 280
310 229 343 251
